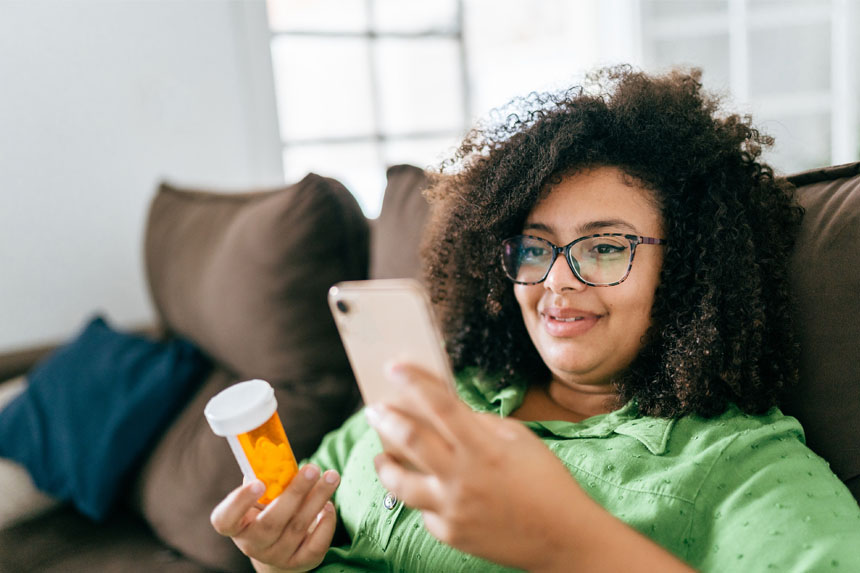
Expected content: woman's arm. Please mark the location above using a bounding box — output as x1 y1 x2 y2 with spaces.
367 363 694 572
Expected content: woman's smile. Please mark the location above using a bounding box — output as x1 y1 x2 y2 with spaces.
540 306 602 337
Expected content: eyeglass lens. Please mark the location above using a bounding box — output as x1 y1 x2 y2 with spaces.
502 235 632 285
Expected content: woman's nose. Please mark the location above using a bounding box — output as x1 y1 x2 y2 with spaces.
543 253 586 293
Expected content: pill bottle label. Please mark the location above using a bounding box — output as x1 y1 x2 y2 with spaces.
236 411 299 504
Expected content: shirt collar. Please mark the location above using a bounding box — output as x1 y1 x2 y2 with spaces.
455 367 527 418
455 369 675 455
612 415 675 455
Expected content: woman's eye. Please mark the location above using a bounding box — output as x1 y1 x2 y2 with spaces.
522 247 546 258
592 243 626 256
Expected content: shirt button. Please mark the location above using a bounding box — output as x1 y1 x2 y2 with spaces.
383 491 397 510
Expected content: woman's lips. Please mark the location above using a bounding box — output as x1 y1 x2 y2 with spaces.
540 308 601 337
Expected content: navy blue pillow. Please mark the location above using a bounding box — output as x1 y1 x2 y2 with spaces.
0 316 210 521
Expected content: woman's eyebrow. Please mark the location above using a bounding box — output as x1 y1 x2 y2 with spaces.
580 219 638 233
522 222 552 233
523 219 638 234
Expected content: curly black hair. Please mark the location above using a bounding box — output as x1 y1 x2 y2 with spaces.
421 66 804 418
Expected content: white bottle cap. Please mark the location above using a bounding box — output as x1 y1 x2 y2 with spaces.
204 379 278 437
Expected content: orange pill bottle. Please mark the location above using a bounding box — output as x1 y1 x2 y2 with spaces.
204 379 299 504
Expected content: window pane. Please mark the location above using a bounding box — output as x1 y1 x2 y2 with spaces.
749 0 829 9
283 142 386 217
383 135 462 171
373 0 459 33
758 112 831 174
748 23 830 97
643 0 727 18
649 34 731 93
464 0 598 121
267 0 368 33
375 38 465 135
271 37 374 141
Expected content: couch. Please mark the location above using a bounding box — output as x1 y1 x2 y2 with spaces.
0 161 857 572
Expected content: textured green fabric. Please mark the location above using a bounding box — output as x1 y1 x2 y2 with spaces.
307 370 860 572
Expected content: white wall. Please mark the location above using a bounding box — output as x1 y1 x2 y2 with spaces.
0 0 284 352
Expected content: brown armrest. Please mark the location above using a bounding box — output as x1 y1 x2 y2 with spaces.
0 344 59 382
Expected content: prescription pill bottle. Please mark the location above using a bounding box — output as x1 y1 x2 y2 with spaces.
204 379 299 504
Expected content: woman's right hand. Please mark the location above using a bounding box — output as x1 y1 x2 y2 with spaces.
210 464 340 573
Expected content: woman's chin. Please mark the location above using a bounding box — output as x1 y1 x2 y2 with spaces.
543 358 600 386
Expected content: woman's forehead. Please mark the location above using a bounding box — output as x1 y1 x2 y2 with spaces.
526 167 664 235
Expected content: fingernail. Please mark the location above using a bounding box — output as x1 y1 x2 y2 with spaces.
303 465 320 480
384 361 407 382
365 405 381 427
324 470 339 484
376 463 396 488
250 480 265 496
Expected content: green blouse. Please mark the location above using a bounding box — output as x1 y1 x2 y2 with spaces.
307 369 860 572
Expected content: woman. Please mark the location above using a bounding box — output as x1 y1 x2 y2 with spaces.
211 67 860 571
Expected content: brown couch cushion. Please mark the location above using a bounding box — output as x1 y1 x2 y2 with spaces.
0 505 216 573
136 174 368 571
369 164 431 280
783 161 860 502
145 173 368 383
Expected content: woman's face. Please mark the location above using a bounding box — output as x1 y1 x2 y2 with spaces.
513 166 665 391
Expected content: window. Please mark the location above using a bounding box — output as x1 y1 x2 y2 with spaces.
266 0 859 215
266 0 469 217
640 0 859 174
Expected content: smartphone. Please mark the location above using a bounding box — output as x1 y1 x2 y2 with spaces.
327 278 456 405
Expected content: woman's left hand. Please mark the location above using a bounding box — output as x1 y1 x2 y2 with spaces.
365 363 585 572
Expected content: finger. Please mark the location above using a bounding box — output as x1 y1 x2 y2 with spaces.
253 464 337 554
385 362 482 449
210 480 266 537
261 468 340 543
478 411 528 442
421 510 448 542
255 464 320 545
290 501 337 567
366 403 454 476
374 452 441 511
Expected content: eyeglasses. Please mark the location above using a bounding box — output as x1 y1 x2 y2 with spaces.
500 233 667 287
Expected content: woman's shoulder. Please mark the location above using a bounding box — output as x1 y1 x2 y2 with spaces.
668 405 835 489
672 404 805 446
671 404 808 455
677 406 860 570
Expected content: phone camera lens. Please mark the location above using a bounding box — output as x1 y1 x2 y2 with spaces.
336 300 349 314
